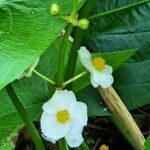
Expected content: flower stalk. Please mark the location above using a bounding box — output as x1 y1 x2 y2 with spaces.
98 86 145 150
6 84 45 150
33 70 56 85
63 71 87 87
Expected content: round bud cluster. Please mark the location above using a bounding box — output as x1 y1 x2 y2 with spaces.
50 3 60 15
77 18 89 30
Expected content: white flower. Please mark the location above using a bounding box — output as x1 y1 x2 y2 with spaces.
40 89 88 148
78 47 113 88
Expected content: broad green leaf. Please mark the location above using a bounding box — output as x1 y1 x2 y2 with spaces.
82 0 150 113
113 60 150 110
86 0 150 60
0 38 72 147
73 49 136 92
144 135 150 150
0 38 60 127
0 0 73 90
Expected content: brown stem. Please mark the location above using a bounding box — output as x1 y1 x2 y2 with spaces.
97 86 145 150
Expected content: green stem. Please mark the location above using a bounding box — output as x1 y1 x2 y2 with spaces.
65 0 96 90
63 71 87 87
6 84 45 150
80 141 90 150
33 70 56 85
59 138 69 150
57 24 73 87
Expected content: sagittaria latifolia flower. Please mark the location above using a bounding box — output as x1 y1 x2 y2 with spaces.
40 90 87 147
78 47 113 88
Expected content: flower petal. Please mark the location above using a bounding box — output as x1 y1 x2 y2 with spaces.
42 134 56 144
42 100 58 115
42 90 76 114
91 72 113 88
100 74 113 88
68 120 84 135
103 65 113 74
78 47 94 73
69 102 88 126
65 128 83 148
90 73 100 88
40 112 70 141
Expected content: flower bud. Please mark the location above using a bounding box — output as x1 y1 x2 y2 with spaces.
77 18 89 30
50 3 60 15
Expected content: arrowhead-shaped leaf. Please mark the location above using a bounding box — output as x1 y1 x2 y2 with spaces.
0 0 72 90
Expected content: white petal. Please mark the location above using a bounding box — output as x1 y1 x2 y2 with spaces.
69 102 88 126
42 100 58 115
103 65 113 74
100 74 114 88
51 90 76 107
78 47 91 62
40 112 70 140
65 128 84 148
42 134 56 144
42 90 76 114
91 72 113 89
78 47 94 73
67 121 84 137
90 74 100 88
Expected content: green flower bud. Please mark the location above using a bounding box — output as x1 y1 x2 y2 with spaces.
50 3 60 15
77 18 89 30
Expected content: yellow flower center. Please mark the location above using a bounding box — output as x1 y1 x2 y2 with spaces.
56 109 70 124
92 57 105 71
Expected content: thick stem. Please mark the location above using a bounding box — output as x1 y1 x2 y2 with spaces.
6 84 45 150
57 24 73 87
65 0 96 89
98 86 145 150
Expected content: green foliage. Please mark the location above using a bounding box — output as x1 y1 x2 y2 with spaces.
82 0 150 113
0 125 22 150
144 135 150 150
0 0 73 90
0 38 71 148
0 0 150 148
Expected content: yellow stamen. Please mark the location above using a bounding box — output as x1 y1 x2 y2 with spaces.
99 144 109 150
92 57 105 71
56 109 70 124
